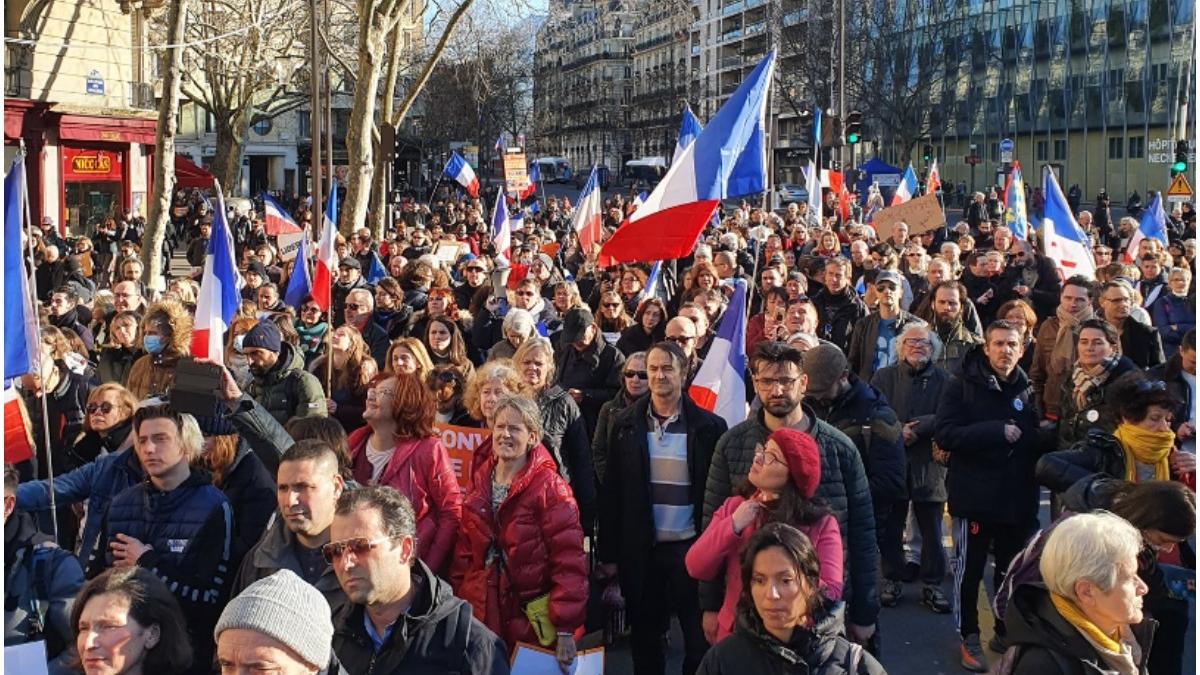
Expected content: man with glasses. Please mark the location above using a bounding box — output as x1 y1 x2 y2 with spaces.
455 256 490 310
1005 239 1061 320
599 342 727 675
701 341 880 652
331 257 370 328
847 270 920 381
1100 280 1164 368
233 440 348 612
329 486 508 674
664 315 701 383
343 288 391 369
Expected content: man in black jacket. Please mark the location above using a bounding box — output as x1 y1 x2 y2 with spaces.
330 486 509 675
555 307 624 438
1100 280 1165 368
810 257 868 353
598 342 727 675
935 322 1044 671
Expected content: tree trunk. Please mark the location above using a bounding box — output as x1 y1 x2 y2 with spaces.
140 0 188 293
211 111 249 196
368 26 403 240
341 6 387 237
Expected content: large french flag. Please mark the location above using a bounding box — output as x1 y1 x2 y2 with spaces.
191 181 241 363
1124 192 1168 263
4 155 37 380
491 190 512 265
891 163 918 206
571 166 604 254
1041 166 1096 279
600 52 776 264
311 184 338 311
688 280 748 427
261 191 302 235
444 152 479 198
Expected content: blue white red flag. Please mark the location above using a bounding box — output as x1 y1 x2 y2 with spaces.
191 180 242 363
1041 167 1096 279
283 236 312 308
4 155 37 380
443 152 480 198
891 163 918 206
688 280 748 427
638 260 662 303
571 167 604 254
491 190 512 265
311 182 338 311
674 106 703 164
261 191 302 235
1125 192 1169 263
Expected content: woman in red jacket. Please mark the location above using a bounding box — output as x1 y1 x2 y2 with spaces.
451 394 588 670
346 372 462 574
686 427 843 643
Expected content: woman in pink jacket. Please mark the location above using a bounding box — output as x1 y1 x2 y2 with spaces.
686 427 843 642
346 371 463 574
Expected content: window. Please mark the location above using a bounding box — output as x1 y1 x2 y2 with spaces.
298 111 310 138
1108 136 1123 159
1128 136 1145 159
990 142 1000 161
251 119 272 136
1054 139 1067 160
1036 140 1048 161
204 111 214 134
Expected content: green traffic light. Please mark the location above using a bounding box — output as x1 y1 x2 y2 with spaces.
1173 160 1188 173
847 133 860 144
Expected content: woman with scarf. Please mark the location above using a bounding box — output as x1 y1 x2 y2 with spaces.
1038 372 1195 500
1031 276 1097 422
293 297 329 368
1055 319 1139 448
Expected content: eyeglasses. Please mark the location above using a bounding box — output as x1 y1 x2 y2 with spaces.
321 536 393 563
466 266 486 273
345 303 362 311
876 282 898 291
623 370 648 380
756 376 798 389
901 338 931 347
665 335 695 345
752 444 783 467
86 402 115 415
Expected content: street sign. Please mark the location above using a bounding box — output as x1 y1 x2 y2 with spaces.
965 155 982 166
1166 173 1193 200
1000 138 1014 163
503 150 529 194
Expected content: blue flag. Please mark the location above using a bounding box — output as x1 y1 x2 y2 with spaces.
4 156 37 380
284 236 313 308
365 252 388 285
691 52 775 199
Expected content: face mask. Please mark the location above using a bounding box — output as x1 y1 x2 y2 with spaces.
233 334 246 353
143 335 165 354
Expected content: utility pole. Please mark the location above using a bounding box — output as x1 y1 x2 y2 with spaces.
309 0 322 232
324 0 334 204
837 0 845 170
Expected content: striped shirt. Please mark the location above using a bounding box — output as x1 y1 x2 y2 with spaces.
647 405 695 542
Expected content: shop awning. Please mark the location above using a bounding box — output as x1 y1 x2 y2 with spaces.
174 155 214 189
58 114 157 145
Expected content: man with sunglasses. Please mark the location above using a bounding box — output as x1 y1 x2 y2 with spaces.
329 486 509 675
847 270 921 382
1005 238 1061 320
330 257 370 328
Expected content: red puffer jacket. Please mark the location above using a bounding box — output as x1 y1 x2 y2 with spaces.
450 443 588 651
347 427 463 574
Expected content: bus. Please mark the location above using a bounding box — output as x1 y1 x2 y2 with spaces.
531 157 573 184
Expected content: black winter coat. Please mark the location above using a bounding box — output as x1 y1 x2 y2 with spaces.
810 376 907 504
697 608 886 675
219 443 277 572
553 336 625 437
536 385 596 528
1036 430 1134 496
811 286 868 353
871 360 952 502
597 395 726 607
332 560 510 675
1119 318 1165 369
702 406 880 627
96 345 140 385
1055 356 1138 448
935 346 1044 525
590 388 640 486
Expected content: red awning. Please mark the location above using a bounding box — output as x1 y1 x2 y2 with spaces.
174 155 214 189
58 114 157 145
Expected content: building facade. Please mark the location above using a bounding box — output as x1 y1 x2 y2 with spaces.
533 0 636 177
5 0 159 235
628 0 690 161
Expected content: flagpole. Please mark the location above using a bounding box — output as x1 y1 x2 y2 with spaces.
18 142 59 542
325 177 335 395
425 174 444 212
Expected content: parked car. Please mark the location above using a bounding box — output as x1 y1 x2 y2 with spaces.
777 183 808 204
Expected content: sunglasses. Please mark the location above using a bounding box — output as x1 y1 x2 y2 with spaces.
665 335 695 344
602 303 622 309
345 303 362 311
86 402 116 415
623 370 648 380
321 536 393 563
466 266 486 273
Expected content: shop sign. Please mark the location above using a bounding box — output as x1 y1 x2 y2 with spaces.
85 71 105 95
63 148 123 181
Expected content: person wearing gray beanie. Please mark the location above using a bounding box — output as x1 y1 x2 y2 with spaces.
215 569 334 673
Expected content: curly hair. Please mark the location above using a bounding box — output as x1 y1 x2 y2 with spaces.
426 286 460 317
463 359 528 422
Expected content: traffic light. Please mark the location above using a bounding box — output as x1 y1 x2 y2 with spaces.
796 109 815 162
922 144 933 162
1173 140 1189 176
844 111 862 145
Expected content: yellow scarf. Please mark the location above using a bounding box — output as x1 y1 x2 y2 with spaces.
1050 593 1121 653
1112 422 1174 481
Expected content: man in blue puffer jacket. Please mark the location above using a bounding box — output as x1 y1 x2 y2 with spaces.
87 404 233 675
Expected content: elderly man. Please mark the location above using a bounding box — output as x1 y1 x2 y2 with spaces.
343 287 391 368
216 570 335 675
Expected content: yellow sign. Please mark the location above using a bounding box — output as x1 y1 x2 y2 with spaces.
71 154 113 174
503 150 529 194
1166 173 1193 198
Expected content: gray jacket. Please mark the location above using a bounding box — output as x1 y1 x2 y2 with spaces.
232 515 347 614
871 360 952 503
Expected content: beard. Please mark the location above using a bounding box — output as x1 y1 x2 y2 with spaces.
762 396 800 418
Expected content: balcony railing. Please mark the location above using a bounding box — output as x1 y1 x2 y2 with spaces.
721 0 744 15
5 43 30 97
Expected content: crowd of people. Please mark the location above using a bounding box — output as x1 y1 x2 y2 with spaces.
4 182 1197 675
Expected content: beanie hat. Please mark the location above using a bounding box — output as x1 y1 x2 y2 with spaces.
214 570 333 668
246 260 269 279
800 343 848 400
242 321 282 353
768 428 821 499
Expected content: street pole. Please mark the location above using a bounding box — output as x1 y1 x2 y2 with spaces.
837 0 845 172
308 0 322 238
324 0 334 221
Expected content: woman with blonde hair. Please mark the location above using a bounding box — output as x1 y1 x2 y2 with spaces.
308 324 379 432
462 359 530 478
69 383 138 467
385 337 434 381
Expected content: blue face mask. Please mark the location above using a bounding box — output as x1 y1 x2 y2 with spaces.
143 335 165 354
233 334 246 353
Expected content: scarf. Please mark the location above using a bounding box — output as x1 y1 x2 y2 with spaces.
1050 593 1121 653
1070 356 1118 409
294 321 328 354
1113 422 1174 481
1051 303 1095 375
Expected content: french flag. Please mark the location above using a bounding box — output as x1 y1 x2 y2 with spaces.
1041 166 1096 279
1124 192 1169 263
283 235 312 308
519 164 539 200
491 190 512 264
688 280 748 427
571 166 604 255
891 163 918 206
599 51 775 265
191 181 241 363
261 191 302 235
444 152 479 198
311 183 338 311
673 105 702 164
638 260 662 303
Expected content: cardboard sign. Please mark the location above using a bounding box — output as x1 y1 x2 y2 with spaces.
504 151 530 194
277 230 306 262
432 240 468 267
872 193 946 241
431 423 489 487
511 642 604 675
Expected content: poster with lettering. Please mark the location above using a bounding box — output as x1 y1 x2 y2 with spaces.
431 423 490 487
